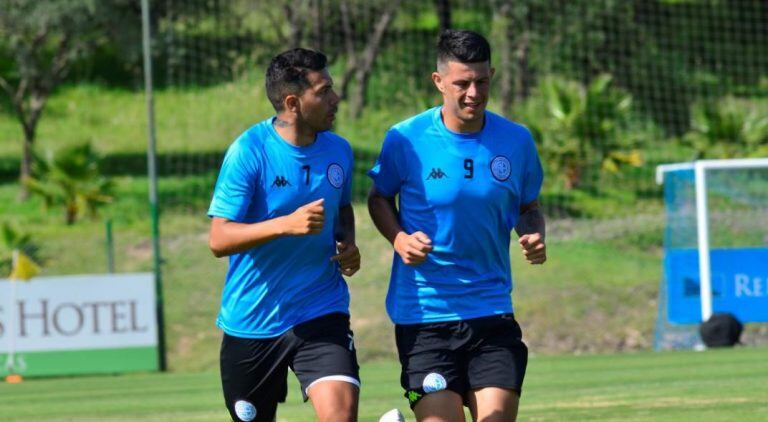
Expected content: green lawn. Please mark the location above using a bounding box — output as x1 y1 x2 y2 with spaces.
0 79 421 158
1 347 766 421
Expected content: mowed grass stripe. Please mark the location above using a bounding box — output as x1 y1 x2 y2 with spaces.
521 348 768 421
1 347 766 421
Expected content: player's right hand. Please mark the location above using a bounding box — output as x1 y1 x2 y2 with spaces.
283 198 325 235
393 231 433 266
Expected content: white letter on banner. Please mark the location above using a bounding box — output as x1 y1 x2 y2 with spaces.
735 274 752 297
754 278 764 297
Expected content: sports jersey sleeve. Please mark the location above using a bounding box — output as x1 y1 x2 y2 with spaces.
341 144 354 206
368 129 406 197
208 139 260 221
521 129 544 205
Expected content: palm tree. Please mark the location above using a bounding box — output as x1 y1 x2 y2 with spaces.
538 74 643 188
684 97 768 159
0 222 37 276
24 143 113 225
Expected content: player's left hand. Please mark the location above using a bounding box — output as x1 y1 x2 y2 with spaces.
519 233 546 265
331 241 361 276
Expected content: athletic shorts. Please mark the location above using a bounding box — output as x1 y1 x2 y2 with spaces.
395 313 528 409
220 312 360 422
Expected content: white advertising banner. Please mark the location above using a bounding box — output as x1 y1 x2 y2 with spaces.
0 273 157 352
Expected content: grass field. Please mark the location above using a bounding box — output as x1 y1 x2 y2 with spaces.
1 347 766 421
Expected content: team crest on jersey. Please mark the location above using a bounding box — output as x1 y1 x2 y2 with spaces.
490 155 512 181
234 400 257 421
327 163 344 188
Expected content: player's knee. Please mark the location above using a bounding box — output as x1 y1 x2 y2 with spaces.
310 383 358 422
316 400 357 422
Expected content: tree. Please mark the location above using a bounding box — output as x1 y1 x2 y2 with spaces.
491 0 547 116
434 0 452 32
536 74 642 188
0 0 102 199
24 143 113 225
684 98 768 159
338 0 402 118
0 222 37 276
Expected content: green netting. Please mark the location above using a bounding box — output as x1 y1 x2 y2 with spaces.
148 0 768 218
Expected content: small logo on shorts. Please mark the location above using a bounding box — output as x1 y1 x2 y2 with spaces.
407 390 423 405
491 155 512 181
234 400 257 421
422 372 447 393
327 163 344 188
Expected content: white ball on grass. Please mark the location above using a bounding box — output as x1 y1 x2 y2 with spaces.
379 408 405 422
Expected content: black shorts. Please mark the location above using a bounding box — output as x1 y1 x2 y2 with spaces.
395 313 528 409
220 312 360 422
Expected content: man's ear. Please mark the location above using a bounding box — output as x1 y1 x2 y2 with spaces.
432 71 445 93
284 94 300 113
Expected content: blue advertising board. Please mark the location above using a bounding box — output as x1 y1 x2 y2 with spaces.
665 248 768 323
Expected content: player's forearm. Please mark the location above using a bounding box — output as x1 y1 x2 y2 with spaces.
336 204 356 244
209 217 287 257
515 202 546 239
367 188 404 246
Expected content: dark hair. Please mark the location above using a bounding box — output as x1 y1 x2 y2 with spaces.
437 29 491 67
265 48 328 111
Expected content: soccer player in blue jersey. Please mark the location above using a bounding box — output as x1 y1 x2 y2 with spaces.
208 48 361 422
368 30 546 421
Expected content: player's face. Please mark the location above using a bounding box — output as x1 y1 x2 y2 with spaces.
433 60 494 130
297 69 339 133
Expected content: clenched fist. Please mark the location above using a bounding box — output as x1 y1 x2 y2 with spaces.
283 199 325 235
331 241 361 276
394 231 433 266
519 233 546 264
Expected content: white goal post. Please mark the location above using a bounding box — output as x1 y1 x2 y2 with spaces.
657 158 768 322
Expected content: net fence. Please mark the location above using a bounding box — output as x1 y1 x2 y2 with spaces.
141 0 768 222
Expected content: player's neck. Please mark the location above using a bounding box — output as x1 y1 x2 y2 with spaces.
273 115 316 147
441 108 484 134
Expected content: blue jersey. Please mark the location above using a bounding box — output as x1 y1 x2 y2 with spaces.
368 107 543 324
208 118 354 338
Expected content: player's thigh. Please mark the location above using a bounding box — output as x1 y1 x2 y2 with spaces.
467 387 520 422
219 333 290 422
292 313 360 406
414 389 466 422
307 380 359 422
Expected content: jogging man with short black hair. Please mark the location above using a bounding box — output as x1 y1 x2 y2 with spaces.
209 48 361 422
368 29 546 421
